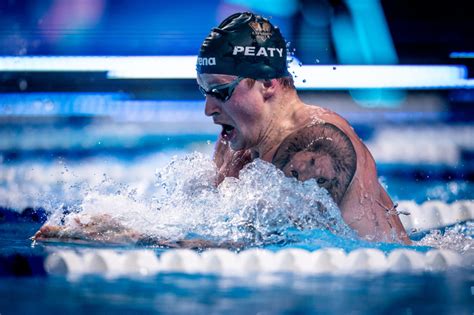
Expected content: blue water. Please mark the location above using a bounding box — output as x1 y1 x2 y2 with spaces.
1 272 473 314
1 120 473 314
0 217 473 314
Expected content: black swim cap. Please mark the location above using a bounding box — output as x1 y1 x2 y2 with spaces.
196 12 290 79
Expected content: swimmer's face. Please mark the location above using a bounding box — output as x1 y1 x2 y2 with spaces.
197 73 267 151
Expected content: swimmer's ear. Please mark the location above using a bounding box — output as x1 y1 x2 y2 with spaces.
260 79 277 100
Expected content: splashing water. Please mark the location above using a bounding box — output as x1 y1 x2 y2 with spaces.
416 222 474 255
3 150 472 252
43 152 356 246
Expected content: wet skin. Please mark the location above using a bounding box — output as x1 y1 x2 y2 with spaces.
282 151 339 198
273 122 357 206
33 214 244 249
34 75 411 246
201 74 410 244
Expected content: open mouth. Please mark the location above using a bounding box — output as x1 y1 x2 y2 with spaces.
220 124 235 140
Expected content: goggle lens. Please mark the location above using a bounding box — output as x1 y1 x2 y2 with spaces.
198 77 244 102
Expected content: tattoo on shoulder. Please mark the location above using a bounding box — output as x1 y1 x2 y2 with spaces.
272 123 356 204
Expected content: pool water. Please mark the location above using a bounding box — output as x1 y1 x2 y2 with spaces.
1 119 473 314
1 271 473 314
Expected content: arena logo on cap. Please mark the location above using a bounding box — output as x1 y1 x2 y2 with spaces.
249 21 272 41
197 57 216 66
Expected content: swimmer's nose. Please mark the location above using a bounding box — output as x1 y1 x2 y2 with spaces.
204 97 221 117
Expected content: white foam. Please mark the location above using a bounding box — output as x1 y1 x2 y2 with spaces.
32 153 355 246
416 223 474 254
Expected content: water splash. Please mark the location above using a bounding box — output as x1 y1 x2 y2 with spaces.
2 150 472 252
416 222 474 255
42 152 356 246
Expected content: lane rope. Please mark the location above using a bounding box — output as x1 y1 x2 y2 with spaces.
43 199 473 277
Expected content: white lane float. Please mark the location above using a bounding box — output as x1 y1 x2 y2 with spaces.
44 248 468 277
44 250 84 275
44 200 473 277
387 249 426 272
397 200 474 232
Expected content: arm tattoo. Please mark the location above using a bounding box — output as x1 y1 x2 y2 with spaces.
272 123 356 204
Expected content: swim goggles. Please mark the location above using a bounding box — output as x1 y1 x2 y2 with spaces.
198 77 245 102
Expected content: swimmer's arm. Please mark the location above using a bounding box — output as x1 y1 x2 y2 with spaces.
272 122 410 244
327 115 410 243
337 142 411 244
33 216 245 249
33 214 144 245
213 135 252 185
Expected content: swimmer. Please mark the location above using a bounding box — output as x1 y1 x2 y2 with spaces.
34 12 410 246
197 12 410 244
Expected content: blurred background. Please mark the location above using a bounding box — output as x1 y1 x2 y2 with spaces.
0 0 473 209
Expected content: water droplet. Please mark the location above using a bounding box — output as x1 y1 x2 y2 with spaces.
302 79 306 83
315 59 320 63
18 79 28 91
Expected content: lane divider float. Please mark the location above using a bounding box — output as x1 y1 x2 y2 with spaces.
44 247 467 277
43 200 473 277
397 200 473 232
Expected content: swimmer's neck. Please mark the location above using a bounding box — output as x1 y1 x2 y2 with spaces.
250 96 309 161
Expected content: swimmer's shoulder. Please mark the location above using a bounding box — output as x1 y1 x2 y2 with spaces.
302 104 366 151
303 104 353 132
272 116 357 204
273 116 356 168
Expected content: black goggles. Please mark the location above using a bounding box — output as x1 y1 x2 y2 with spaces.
198 77 244 102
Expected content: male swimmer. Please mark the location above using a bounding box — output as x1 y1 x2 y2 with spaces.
196 12 409 244
34 12 409 245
